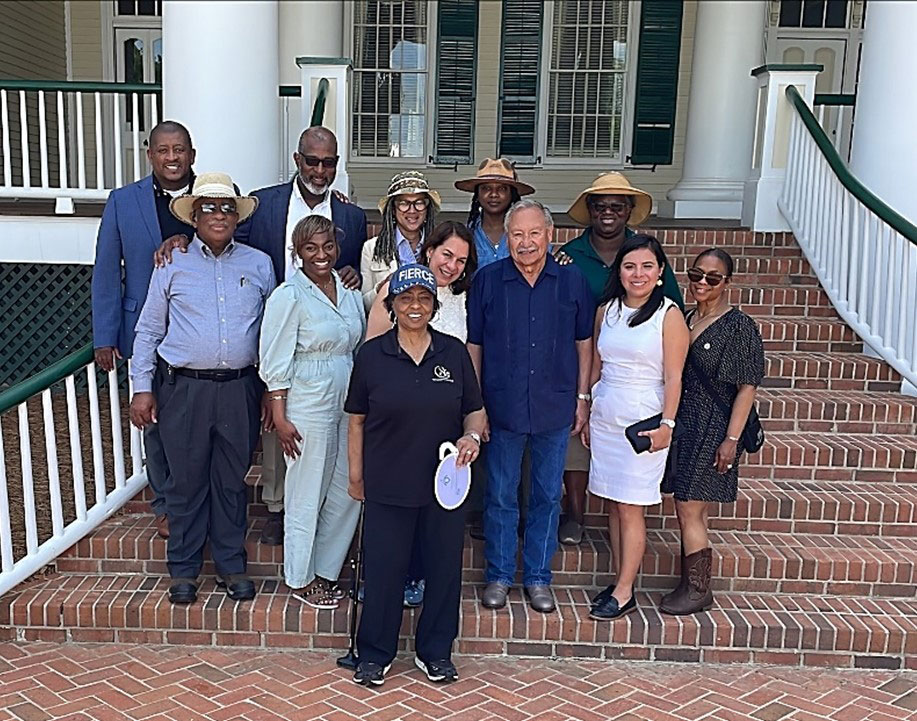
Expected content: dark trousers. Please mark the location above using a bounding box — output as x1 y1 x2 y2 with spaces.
143 422 168 516
154 364 260 579
358 499 466 666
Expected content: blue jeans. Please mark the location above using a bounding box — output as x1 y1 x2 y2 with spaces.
484 425 570 586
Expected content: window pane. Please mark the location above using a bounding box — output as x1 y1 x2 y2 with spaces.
116 0 136 16
123 38 143 84
499 0 543 160
153 38 162 84
548 0 629 159
779 0 802 27
352 0 428 157
802 0 826 27
824 0 848 27
137 0 156 15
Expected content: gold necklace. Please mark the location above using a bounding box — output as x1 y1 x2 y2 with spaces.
689 304 730 330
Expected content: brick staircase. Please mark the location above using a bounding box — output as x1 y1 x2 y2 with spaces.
2 230 916 670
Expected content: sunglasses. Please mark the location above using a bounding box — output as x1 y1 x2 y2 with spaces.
395 198 430 212
588 200 630 215
300 154 339 168
198 201 238 215
686 267 727 286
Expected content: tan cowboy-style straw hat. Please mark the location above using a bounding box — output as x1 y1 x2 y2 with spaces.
170 172 258 226
454 157 535 196
567 172 652 227
378 170 442 213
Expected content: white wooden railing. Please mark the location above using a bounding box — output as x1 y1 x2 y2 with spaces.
0 80 161 207
780 85 917 391
0 345 147 596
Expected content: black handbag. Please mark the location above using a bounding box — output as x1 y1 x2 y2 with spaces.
686 352 765 454
624 413 681 492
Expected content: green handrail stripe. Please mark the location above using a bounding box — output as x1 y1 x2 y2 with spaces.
813 93 855 107
0 343 93 414
0 80 161 94
310 77 329 127
786 85 917 246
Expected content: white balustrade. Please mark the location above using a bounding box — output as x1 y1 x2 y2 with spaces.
780 86 917 392
0 353 147 596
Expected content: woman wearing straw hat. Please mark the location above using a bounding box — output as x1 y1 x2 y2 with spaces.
360 171 440 311
455 157 535 268
556 173 684 548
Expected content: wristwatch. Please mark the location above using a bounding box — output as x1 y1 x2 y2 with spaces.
577 392 592 402
466 431 482 445
660 418 676 429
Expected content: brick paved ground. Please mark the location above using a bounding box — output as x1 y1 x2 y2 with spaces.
0 643 914 721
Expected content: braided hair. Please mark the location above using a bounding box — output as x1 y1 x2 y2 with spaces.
372 197 437 266
465 185 522 229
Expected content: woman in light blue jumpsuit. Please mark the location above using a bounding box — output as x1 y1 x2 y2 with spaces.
259 215 366 608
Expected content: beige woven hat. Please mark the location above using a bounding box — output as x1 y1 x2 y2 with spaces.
454 157 535 196
378 170 442 213
567 172 652 227
170 172 258 226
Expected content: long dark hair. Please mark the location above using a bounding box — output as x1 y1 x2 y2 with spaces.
466 185 523 229
599 233 670 327
372 196 437 266
422 221 478 295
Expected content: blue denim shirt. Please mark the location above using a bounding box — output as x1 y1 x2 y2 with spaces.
467 255 595 434
472 221 509 268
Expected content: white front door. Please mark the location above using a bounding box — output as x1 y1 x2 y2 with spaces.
114 28 162 183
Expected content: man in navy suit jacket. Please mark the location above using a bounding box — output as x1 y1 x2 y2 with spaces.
91 120 196 540
233 126 368 545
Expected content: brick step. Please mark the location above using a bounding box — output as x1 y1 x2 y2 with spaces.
666 255 811 275
756 317 863 353
3 573 914 669
57 505 917 594
727 288 836 317
742 431 917 482
762 352 901 392
756 389 917 434
553 229 803 253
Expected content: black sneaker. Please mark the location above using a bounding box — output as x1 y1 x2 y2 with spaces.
353 661 391 687
414 657 458 683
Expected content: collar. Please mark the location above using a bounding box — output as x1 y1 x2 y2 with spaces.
193 236 236 258
292 177 330 207
395 227 424 256
152 171 195 199
501 253 559 282
379 326 443 360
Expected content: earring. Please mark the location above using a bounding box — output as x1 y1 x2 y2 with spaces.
388 310 396 324
656 278 663 287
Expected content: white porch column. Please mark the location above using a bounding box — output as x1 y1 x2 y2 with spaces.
162 1 279 193
666 0 766 219
849 1 917 225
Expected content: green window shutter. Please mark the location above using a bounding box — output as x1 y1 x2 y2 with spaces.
498 0 544 161
630 0 683 165
434 0 478 164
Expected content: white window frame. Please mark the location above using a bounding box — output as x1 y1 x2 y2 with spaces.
535 0 643 169
100 0 163 83
344 0 441 168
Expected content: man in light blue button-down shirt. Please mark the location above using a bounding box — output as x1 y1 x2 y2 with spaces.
129 172 275 606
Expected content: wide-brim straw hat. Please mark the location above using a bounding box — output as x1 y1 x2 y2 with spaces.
567 172 652 227
170 172 258 225
378 170 442 213
454 157 535 196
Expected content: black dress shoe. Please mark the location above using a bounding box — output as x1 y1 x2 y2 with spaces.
169 580 198 604
216 575 256 601
590 583 616 609
590 594 636 620
260 511 283 545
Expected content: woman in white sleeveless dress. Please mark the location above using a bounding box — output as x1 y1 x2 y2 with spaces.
583 234 688 621
366 221 477 343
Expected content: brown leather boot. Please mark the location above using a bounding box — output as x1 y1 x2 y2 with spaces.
660 542 686 609
659 548 713 615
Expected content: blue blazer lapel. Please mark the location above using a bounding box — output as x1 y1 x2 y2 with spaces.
133 175 161 249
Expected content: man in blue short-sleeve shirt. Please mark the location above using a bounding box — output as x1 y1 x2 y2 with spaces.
466 199 595 613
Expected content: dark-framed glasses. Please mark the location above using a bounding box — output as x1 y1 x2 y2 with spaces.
686 267 726 286
301 155 339 168
395 197 430 212
588 200 630 215
198 201 238 215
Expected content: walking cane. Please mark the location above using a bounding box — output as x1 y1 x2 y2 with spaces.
336 501 364 670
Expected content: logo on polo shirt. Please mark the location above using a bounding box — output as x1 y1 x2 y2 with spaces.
432 365 453 383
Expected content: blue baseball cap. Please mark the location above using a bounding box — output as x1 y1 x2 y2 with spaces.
388 263 437 298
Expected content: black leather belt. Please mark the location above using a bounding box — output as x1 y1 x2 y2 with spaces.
158 356 256 382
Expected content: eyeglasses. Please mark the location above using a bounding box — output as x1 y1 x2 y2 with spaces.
395 198 430 212
300 155 339 168
198 201 238 215
588 200 630 215
686 267 727 286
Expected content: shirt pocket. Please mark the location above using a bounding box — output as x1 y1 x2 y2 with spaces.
549 300 578 392
237 283 265 319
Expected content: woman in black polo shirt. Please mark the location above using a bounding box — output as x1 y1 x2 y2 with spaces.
345 264 486 687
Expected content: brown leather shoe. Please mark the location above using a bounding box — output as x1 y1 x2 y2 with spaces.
155 514 169 539
659 547 713 615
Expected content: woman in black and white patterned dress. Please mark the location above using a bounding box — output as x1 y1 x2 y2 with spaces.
661 248 764 616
